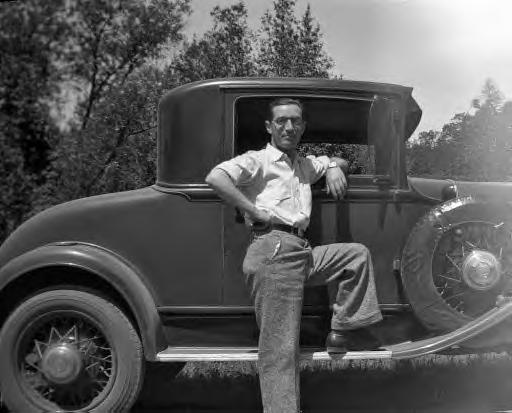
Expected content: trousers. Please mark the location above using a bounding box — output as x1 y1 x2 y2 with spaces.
243 230 382 413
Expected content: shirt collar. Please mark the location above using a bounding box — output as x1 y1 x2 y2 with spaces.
265 143 294 163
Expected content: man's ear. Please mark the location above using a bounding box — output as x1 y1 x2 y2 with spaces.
265 120 272 134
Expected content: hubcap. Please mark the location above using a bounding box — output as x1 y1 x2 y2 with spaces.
432 221 512 317
41 344 83 384
461 249 502 291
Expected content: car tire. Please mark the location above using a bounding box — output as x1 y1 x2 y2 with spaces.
0 289 144 412
402 197 512 332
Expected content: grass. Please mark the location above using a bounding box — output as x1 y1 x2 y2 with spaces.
1 354 511 412
133 353 512 412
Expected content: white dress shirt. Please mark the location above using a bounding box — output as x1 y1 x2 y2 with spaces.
215 143 330 231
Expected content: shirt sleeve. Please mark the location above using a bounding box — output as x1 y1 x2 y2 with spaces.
213 152 261 186
304 155 330 184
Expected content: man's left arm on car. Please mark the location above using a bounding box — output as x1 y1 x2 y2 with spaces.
325 157 348 201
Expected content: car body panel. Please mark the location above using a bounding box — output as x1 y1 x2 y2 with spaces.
0 187 224 307
1 77 511 357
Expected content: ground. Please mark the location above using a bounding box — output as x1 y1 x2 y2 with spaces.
133 354 512 412
2 354 512 412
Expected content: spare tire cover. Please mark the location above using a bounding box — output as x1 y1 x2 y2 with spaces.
401 196 512 332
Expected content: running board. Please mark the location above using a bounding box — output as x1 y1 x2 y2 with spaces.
156 346 393 361
156 299 512 362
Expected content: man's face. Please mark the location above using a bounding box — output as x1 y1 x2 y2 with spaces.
265 104 305 154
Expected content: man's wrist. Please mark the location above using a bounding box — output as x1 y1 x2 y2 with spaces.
328 157 349 174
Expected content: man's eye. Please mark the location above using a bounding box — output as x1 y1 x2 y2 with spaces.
275 118 303 126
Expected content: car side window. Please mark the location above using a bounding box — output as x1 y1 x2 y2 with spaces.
297 142 376 175
234 95 393 187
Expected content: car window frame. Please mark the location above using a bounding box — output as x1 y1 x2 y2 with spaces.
225 92 401 190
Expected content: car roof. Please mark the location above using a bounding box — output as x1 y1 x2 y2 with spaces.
170 77 416 98
163 77 422 139
157 77 422 185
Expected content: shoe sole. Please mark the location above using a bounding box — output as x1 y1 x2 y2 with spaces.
326 346 348 354
326 345 382 353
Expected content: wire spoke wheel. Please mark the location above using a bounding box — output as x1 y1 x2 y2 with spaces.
402 198 512 334
0 289 143 413
20 313 114 410
432 222 512 318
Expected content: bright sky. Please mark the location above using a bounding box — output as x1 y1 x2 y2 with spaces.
183 0 512 136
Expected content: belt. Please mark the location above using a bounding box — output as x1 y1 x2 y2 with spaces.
252 223 305 237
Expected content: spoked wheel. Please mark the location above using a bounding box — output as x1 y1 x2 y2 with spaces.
402 197 512 333
0 289 144 412
432 221 512 318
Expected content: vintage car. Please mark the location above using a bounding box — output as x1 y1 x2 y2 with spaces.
1 78 512 412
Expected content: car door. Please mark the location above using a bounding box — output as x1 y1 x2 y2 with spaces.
221 92 432 311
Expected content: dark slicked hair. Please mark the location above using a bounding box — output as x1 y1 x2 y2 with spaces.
267 98 304 121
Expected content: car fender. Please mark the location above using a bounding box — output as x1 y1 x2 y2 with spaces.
0 242 166 360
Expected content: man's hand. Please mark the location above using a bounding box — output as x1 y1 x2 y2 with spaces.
325 166 347 200
250 208 272 230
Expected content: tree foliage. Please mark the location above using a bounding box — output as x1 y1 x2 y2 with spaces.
33 67 169 213
0 1 66 238
32 0 192 211
172 2 256 82
257 0 333 77
58 0 190 130
172 0 333 82
0 0 191 241
407 79 512 181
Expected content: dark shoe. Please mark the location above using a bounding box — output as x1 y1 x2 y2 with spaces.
326 328 381 353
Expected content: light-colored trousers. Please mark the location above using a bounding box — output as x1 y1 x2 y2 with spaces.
243 230 382 413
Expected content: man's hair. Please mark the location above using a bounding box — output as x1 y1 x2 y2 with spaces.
267 98 304 121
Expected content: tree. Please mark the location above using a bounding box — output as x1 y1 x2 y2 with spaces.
257 0 333 77
407 79 512 182
296 5 334 77
0 1 66 240
171 2 256 83
0 0 191 241
34 0 191 208
33 66 168 211
57 0 191 130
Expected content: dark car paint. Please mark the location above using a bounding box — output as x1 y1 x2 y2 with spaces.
2 78 512 356
0 188 224 307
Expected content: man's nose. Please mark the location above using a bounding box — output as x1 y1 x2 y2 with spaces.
284 119 294 130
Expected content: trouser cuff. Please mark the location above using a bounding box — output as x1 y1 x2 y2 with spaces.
331 311 383 331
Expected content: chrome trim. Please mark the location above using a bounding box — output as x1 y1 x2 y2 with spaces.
156 346 393 362
390 299 512 359
461 249 501 291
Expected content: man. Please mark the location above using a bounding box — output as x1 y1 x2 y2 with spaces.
205 98 382 413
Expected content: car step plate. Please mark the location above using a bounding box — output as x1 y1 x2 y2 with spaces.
156 346 393 362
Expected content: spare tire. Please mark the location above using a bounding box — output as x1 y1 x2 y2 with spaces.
401 197 512 332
